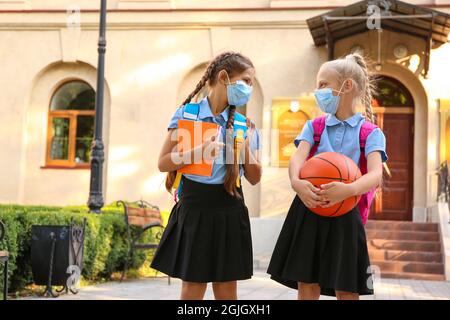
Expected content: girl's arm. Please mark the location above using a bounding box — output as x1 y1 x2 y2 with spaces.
319 151 383 206
243 145 262 185
243 124 262 185
348 151 383 196
289 140 324 208
158 128 223 172
158 129 189 172
289 140 310 184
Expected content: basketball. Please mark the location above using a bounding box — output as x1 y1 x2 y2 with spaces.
299 152 362 217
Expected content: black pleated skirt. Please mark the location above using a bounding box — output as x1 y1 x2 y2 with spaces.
267 195 374 297
150 177 253 283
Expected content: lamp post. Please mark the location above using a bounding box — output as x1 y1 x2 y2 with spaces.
88 0 107 213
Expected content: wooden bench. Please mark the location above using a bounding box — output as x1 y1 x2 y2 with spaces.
116 200 169 284
0 220 9 300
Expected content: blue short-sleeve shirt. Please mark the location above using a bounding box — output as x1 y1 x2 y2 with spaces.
294 112 388 165
167 96 261 184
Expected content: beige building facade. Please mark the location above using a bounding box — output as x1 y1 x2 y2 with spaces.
1 0 450 223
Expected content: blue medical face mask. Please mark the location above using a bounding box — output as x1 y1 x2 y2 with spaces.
314 80 348 115
225 72 253 106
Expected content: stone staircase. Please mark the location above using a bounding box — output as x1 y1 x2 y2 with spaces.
366 220 445 281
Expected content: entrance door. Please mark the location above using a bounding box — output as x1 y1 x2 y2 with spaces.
369 77 414 221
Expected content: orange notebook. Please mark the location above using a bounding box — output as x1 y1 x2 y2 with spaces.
177 119 220 177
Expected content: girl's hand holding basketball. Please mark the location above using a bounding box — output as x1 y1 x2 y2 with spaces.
292 178 325 208
318 182 356 208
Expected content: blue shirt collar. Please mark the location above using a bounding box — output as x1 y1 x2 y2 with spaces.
326 112 364 127
197 96 230 122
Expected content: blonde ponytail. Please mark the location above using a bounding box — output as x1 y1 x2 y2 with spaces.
324 52 377 123
348 53 376 123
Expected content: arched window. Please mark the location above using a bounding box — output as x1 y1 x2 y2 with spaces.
373 76 414 107
46 81 95 168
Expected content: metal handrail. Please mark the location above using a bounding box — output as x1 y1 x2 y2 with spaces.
437 160 449 202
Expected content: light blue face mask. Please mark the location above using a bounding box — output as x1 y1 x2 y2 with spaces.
225 72 253 106
313 80 347 115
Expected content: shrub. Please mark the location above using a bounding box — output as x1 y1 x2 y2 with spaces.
0 203 169 298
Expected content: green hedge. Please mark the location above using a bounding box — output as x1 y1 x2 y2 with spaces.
0 203 169 299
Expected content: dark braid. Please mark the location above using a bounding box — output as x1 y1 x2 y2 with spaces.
224 105 241 198
226 105 237 130
165 51 254 195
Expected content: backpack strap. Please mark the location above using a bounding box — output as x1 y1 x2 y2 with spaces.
233 112 248 188
233 112 248 139
183 103 200 120
358 121 378 175
185 103 248 138
307 115 327 159
357 121 379 225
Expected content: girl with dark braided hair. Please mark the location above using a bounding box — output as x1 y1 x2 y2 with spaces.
151 51 262 300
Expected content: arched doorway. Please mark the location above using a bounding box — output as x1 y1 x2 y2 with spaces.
370 76 414 221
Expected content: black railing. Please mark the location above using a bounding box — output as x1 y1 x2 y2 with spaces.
437 160 449 202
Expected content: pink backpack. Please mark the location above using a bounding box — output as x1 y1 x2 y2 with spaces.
306 115 378 225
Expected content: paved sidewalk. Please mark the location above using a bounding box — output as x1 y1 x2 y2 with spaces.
23 271 450 300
